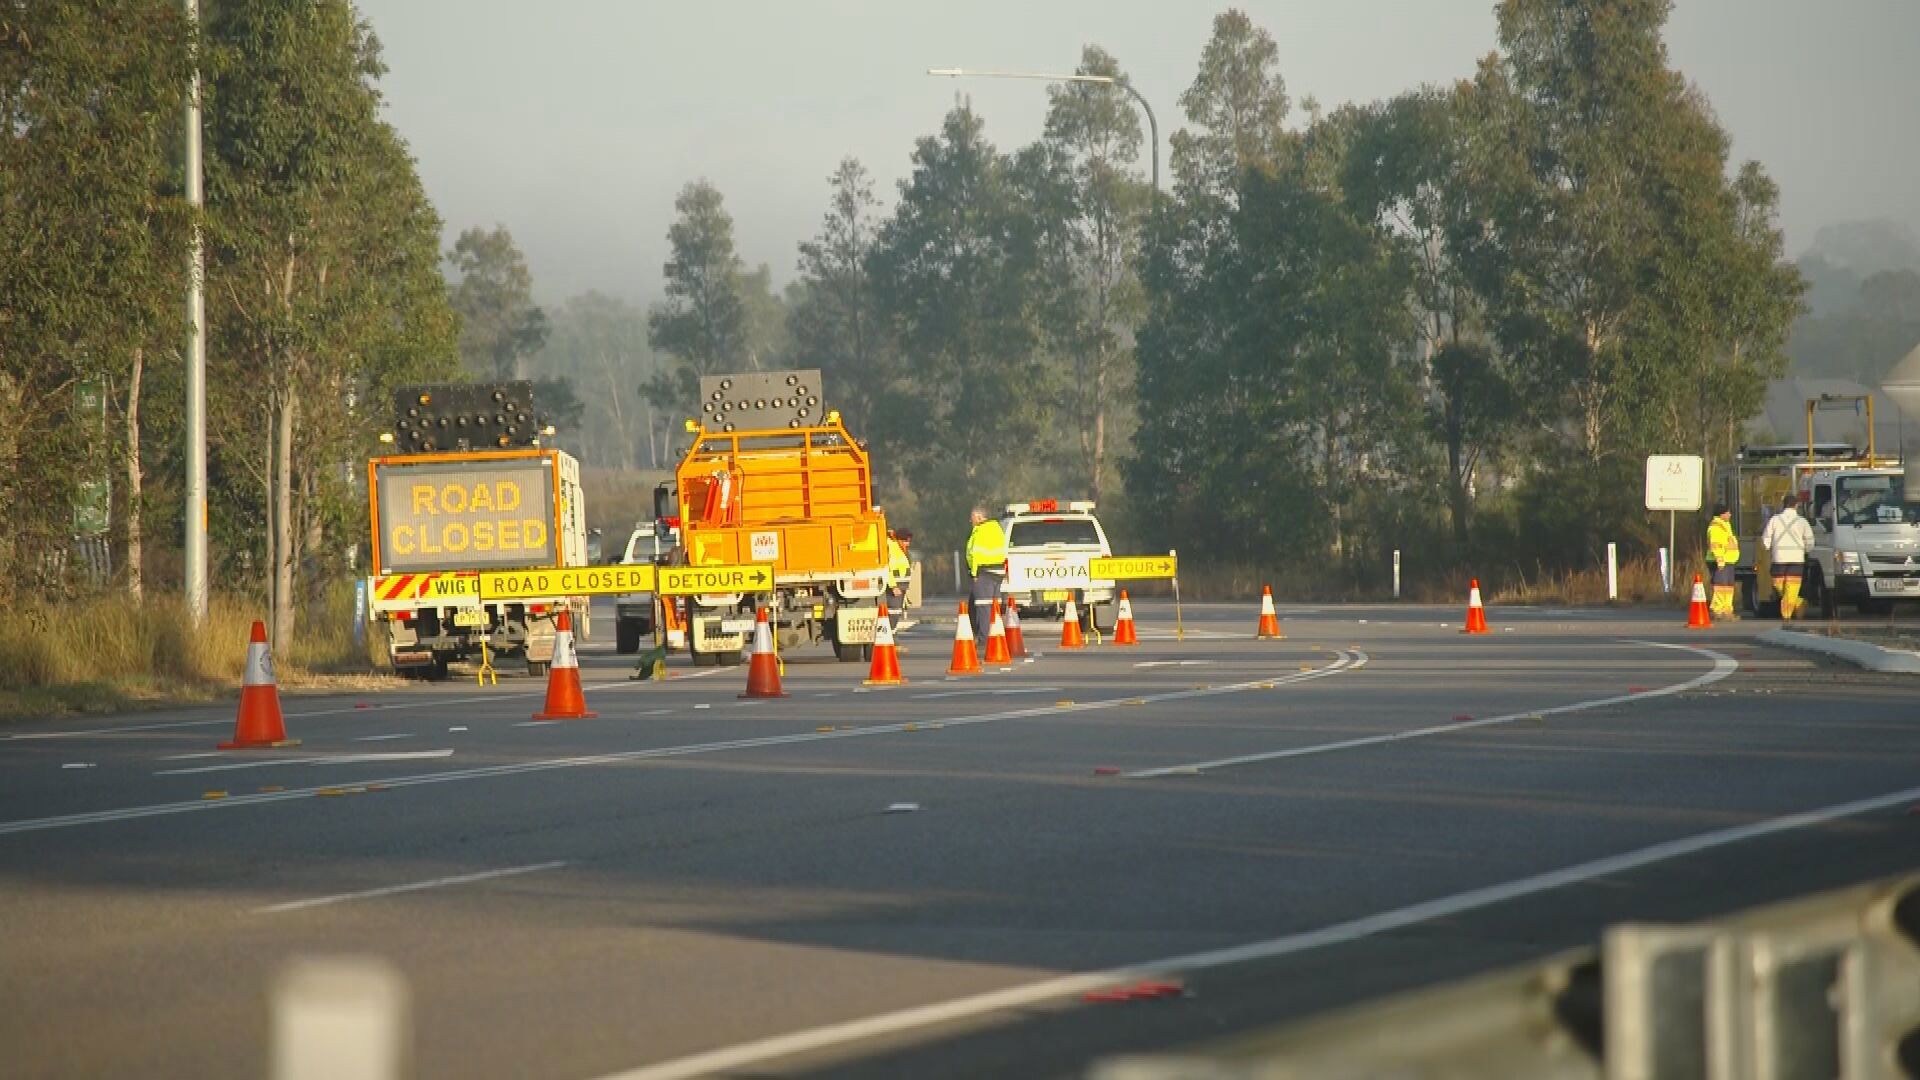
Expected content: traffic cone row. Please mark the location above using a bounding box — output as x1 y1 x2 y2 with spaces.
1462 579 1490 635
983 600 1012 664
535 609 597 719
1059 598 1086 650
865 602 905 685
1112 591 1138 646
220 620 299 749
948 601 983 675
1256 586 1284 640
1002 597 1028 658
1686 574 1712 629
740 607 787 698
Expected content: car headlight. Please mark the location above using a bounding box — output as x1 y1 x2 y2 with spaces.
1836 552 1864 574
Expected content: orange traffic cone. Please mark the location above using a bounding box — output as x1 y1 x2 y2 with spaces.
984 600 1013 664
1686 574 1712 629
1256 585 1284 640
1002 595 1029 658
865 602 906 685
948 601 983 675
1112 590 1139 645
1060 597 1087 650
1462 579 1490 635
535 609 597 719
740 607 788 698
220 620 298 748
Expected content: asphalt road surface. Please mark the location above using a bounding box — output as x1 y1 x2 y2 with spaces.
2 600 1916 1079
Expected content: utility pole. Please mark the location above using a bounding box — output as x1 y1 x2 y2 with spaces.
184 0 209 623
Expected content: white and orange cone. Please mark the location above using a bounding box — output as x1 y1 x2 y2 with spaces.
535 609 597 719
1462 579 1490 635
1686 574 1712 629
948 601 983 675
1002 595 1029 658
1111 590 1139 645
1256 585 1284 640
983 599 1012 664
220 620 298 748
865 602 906 686
1060 597 1086 650
740 607 787 698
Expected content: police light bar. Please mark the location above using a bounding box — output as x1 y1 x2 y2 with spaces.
1068 500 1095 512
1004 502 1031 514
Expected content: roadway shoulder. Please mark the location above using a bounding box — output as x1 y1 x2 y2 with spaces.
1757 629 1920 674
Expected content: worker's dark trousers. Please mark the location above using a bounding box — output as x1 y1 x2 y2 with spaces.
969 571 1004 643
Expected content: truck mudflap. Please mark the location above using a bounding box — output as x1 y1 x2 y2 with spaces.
834 605 879 646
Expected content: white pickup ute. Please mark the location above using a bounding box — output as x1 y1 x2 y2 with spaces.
1000 500 1114 629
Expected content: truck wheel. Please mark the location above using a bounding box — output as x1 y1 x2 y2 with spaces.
1859 598 1895 615
616 618 642 655
833 640 866 663
718 647 744 667
690 648 718 668
1810 571 1836 620
1740 577 1757 615
527 660 550 678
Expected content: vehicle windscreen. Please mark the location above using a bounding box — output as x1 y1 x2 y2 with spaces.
1835 475 1920 526
1008 518 1101 547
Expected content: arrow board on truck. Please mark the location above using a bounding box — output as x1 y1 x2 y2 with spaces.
479 565 656 601
658 564 776 596
1090 555 1179 580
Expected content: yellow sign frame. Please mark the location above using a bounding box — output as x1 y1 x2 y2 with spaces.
478 565 657 600
1089 554 1178 580
657 564 776 596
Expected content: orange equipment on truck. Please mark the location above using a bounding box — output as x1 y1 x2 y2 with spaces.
673 370 890 666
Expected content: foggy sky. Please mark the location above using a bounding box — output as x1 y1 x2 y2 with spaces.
353 0 1920 305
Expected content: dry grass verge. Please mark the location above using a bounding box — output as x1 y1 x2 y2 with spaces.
0 587 400 722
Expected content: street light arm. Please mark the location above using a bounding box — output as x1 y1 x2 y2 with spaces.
926 66 1161 202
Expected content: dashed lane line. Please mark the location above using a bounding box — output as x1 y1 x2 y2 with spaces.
1124 640 1736 778
253 860 567 915
0 652 1367 837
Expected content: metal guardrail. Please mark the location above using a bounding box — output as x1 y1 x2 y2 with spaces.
1092 874 1920 1080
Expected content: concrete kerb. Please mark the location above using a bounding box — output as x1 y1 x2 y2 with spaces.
1757 629 1920 674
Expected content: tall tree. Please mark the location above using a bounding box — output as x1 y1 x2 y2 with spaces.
646 180 750 416
446 225 547 380
1169 8 1292 197
787 158 893 442
0 0 193 593
868 106 1050 547
1038 44 1149 502
536 292 660 468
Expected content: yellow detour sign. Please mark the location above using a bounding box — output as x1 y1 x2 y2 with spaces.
1090 554 1179 580
658 563 776 596
479 564 656 601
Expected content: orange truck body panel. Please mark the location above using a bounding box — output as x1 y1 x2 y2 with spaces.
675 419 889 583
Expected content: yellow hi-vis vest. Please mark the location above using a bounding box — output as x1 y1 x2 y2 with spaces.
887 538 911 586
966 519 1007 576
1708 515 1740 566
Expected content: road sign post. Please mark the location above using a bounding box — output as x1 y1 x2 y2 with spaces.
1645 456 1703 595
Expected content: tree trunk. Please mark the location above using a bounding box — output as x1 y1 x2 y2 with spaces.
272 385 297 649
125 347 144 601
1091 353 1108 503
1445 397 1470 549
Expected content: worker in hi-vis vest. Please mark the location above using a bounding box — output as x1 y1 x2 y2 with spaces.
1706 502 1741 620
965 506 1007 643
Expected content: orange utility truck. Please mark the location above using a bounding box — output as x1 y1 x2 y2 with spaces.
366 382 590 678
674 370 890 665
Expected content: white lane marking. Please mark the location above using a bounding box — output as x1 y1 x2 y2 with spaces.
1 654 1366 837
158 751 224 761
312 750 453 765
910 687 1061 700
516 721 560 728
1132 660 1216 669
352 733 415 742
596 781 1920 1080
253 861 567 915
1 669 732 741
155 749 455 775
1126 640 1736 778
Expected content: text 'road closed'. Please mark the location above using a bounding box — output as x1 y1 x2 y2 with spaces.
479 565 657 600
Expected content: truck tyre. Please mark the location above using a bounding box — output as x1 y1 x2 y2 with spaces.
833 640 867 663
527 660 550 678
1810 570 1836 620
1740 577 1758 616
1859 598 1895 615
616 618 642 655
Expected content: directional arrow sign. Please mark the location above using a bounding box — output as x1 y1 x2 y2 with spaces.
657 563 776 596
1089 555 1178 581
479 564 656 600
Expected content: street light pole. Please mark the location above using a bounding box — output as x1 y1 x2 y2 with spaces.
184 0 209 623
927 67 1159 203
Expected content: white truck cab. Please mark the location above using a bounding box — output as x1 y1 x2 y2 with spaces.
614 510 681 654
1802 466 1920 616
1000 499 1115 626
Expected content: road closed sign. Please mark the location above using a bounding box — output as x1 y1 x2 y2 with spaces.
1644 455 1704 511
479 564 656 600
658 564 776 596
1089 554 1179 580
